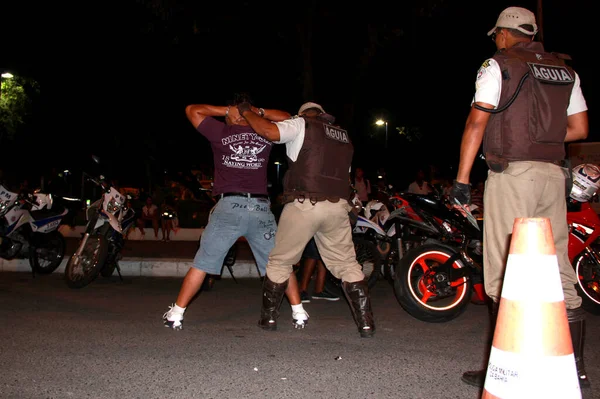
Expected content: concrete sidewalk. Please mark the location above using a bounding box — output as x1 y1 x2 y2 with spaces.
0 237 262 279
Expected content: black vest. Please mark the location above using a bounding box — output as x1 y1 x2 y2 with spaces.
483 41 575 168
283 116 354 202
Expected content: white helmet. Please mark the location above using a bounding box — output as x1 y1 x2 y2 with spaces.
570 163 600 202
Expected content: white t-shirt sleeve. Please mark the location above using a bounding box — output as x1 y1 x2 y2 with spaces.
274 117 305 162
567 72 588 115
472 58 502 107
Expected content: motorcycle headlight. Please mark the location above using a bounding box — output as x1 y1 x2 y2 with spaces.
106 198 123 214
0 200 10 216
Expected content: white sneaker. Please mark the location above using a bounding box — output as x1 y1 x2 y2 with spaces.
163 304 184 330
292 310 309 329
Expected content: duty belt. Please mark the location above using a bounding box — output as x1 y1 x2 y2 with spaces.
281 192 345 205
485 153 567 173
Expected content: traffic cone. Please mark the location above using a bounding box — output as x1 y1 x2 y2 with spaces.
481 218 581 399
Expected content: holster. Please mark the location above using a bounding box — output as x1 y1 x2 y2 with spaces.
485 153 509 173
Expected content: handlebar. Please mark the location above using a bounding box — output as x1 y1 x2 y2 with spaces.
87 176 111 193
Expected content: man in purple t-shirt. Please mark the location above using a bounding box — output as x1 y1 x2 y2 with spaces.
162 94 309 330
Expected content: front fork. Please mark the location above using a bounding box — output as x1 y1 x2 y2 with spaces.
73 213 99 258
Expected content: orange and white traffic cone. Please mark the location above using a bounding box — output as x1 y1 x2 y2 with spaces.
481 218 581 399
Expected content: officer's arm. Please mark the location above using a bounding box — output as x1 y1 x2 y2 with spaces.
455 103 493 184
239 109 282 142
565 111 588 142
260 108 291 122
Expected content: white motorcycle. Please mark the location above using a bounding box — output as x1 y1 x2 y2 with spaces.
0 184 69 275
64 174 136 288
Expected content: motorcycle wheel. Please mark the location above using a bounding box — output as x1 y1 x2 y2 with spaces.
323 235 383 296
64 234 108 289
29 231 66 274
393 243 472 323
573 251 600 315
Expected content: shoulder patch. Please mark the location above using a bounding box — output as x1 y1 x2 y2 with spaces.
481 60 491 69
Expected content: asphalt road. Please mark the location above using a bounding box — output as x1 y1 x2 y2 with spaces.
1 272 599 399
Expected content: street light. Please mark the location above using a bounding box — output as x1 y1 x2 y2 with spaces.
376 119 388 149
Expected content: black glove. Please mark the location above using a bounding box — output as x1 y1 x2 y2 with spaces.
237 101 252 115
450 180 471 206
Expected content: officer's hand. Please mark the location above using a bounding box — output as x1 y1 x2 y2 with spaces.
450 180 471 206
237 102 252 116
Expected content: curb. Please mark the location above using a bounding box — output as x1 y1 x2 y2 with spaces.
0 258 262 279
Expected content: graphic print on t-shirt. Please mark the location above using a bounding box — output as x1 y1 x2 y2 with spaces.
220 132 271 170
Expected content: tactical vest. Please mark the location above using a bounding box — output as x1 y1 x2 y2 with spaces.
483 41 575 171
283 116 354 203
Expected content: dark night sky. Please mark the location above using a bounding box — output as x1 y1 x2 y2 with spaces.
1 0 596 188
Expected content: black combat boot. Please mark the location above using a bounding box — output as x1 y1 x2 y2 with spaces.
342 279 375 338
258 276 289 331
461 301 499 387
567 307 590 389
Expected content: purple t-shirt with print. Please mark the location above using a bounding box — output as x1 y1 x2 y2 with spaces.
197 117 273 196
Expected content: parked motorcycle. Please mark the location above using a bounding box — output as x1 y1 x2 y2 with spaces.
568 163 600 315
64 173 136 288
0 184 69 275
390 191 485 323
392 162 600 323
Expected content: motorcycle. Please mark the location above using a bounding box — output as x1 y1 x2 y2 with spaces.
64 174 136 288
390 192 485 323
392 162 600 322
0 184 69 275
567 163 600 315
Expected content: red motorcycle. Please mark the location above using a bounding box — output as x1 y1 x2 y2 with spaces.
567 199 600 314
391 163 600 322
466 198 600 315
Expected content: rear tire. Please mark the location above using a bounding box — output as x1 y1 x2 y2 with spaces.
100 260 116 278
394 243 471 323
29 231 66 274
64 234 108 289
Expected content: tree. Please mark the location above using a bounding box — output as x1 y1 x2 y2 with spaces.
0 76 39 146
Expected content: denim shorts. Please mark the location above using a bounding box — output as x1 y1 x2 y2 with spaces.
192 196 277 276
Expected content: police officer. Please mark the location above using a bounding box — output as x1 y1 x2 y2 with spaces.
238 101 375 338
450 7 590 388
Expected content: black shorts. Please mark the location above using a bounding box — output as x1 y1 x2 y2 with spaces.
302 237 321 260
